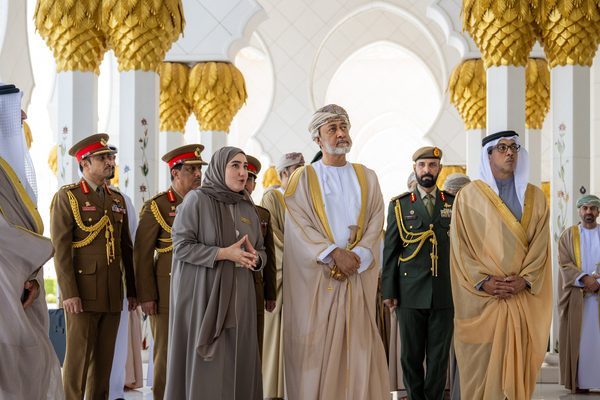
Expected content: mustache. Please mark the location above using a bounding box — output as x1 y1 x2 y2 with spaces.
420 173 434 180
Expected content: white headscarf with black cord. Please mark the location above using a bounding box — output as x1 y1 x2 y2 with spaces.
478 130 529 209
0 83 37 202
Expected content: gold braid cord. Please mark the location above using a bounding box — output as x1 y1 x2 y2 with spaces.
66 191 115 264
537 0 600 67
448 59 486 130
188 62 248 133
394 200 439 277
150 200 173 253
159 62 191 132
102 0 185 71
525 58 550 129
463 0 539 67
34 0 107 73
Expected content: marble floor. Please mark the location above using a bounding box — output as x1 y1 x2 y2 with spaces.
119 384 600 399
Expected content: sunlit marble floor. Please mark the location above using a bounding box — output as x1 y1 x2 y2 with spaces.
115 358 600 400
120 383 600 399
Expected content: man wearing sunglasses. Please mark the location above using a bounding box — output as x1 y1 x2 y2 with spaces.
449 130 551 399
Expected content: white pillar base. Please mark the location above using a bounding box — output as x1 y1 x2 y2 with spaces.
118 70 159 210
466 129 485 177
56 71 98 186
550 64 591 353
200 130 228 162
158 131 186 191
486 65 526 135
525 128 542 186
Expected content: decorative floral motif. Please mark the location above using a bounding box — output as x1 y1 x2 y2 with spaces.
554 127 568 243
138 118 150 202
123 165 130 189
58 126 69 181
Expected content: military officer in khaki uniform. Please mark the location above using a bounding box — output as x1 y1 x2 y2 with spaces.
50 133 137 400
134 144 206 399
245 155 277 356
382 146 455 400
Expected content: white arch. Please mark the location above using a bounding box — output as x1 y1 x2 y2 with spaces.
309 1 448 110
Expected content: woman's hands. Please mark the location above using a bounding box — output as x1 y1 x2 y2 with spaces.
217 234 259 269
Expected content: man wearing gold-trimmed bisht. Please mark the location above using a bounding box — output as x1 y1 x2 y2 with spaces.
260 151 305 400
382 146 454 400
244 155 277 358
50 133 137 400
558 194 600 393
0 82 64 400
283 104 389 399
134 144 206 400
449 131 551 400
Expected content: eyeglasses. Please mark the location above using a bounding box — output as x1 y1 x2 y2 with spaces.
490 143 521 153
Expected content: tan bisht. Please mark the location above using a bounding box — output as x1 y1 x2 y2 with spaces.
450 180 552 400
260 187 286 398
0 157 64 400
557 225 584 391
283 164 389 400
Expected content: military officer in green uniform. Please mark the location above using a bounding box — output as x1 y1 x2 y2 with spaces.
134 144 207 400
50 133 137 400
245 155 277 357
382 146 454 400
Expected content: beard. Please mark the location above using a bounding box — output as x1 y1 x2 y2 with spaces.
416 172 438 188
584 214 597 223
107 167 116 180
322 141 352 155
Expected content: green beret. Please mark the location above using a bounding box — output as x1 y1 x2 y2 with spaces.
412 146 442 162
577 195 600 209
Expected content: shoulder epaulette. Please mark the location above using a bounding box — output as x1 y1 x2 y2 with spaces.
60 183 80 191
148 190 168 203
390 192 410 202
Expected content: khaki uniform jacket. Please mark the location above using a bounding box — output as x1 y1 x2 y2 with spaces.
256 205 277 302
134 187 182 312
51 179 136 313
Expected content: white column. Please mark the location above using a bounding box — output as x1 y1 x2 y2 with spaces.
591 56 600 194
550 65 591 350
56 71 98 185
200 130 227 162
486 66 526 135
525 128 542 186
466 129 485 177
158 131 186 191
118 70 159 210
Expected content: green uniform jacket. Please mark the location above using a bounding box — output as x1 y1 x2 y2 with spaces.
382 189 454 309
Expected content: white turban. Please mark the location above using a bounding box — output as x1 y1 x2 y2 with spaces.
442 173 471 195
276 152 305 173
308 104 351 140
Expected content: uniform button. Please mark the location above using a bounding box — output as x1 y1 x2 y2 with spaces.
88 218 92 222
169 273 171 276
404 272 407 276
78 269 83 274
104 210 107 214
409 225 413 229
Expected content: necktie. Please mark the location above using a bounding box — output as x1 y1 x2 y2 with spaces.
425 193 434 216
96 186 104 201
